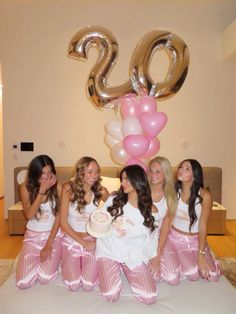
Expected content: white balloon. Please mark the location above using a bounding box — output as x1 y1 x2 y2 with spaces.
111 142 130 165
122 117 143 136
105 120 123 141
104 133 119 148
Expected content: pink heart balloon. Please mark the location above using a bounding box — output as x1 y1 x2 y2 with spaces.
120 93 138 119
141 137 160 159
136 96 157 117
123 135 150 158
139 112 167 138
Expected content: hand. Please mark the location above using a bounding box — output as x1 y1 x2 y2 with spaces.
39 174 57 194
198 254 211 279
148 254 161 279
82 236 96 251
40 244 53 262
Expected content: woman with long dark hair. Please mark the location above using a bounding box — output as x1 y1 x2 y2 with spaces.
96 165 158 304
16 155 62 288
60 156 108 292
169 159 221 281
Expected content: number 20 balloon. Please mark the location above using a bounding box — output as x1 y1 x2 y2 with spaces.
68 25 189 110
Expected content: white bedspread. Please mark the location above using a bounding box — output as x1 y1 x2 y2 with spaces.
0 273 235 314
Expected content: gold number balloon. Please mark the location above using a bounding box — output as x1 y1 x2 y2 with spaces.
68 26 189 110
130 30 190 100
68 25 132 110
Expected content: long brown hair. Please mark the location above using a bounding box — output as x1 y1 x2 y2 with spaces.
26 155 59 216
70 156 102 213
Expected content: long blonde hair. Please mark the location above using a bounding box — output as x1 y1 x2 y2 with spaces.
148 156 177 215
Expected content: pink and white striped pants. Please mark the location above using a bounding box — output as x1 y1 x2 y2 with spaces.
97 257 157 304
168 228 221 282
152 238 181 285
61 233 98 292
16 229 62 289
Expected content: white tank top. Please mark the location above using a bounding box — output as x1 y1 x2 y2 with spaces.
26 200 56 232
68 195 98 232
172 196 202 233
96 196 158 269
153 197 167 229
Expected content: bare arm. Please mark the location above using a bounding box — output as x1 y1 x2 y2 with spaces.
59 183 94 249
39 183 62 262
198 188 213 278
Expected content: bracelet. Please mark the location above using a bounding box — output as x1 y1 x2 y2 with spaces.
157 248 163 253
38 192 45 196
198 249 206 255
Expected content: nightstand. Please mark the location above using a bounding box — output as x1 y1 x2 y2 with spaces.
207 202 226 235
8 202 26 235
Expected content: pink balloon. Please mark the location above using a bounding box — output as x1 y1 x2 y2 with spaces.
111 142 130 165
136 96 157 117
141 137 160 159
126 158 147 172
139 112 167 138
123 135 150 158
120 93 137 119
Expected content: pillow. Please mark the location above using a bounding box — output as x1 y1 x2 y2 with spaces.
17 170 28 184
101 176 120 193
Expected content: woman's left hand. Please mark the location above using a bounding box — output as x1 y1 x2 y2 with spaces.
40 244 53 262
148 254 161 277
198 254 211 279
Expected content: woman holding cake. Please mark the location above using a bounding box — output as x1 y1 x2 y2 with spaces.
168 159 221 281
95 165 158 304
60 156 109 292
16 155 62 289
147 156 180 285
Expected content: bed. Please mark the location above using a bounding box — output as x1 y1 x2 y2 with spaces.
1 165 235 314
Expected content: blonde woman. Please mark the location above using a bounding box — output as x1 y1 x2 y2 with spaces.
60 156 109 292
147 156 181 285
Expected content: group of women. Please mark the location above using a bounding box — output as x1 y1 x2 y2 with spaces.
15 154 221 304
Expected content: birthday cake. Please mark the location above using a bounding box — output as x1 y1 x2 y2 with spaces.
86 209 112 238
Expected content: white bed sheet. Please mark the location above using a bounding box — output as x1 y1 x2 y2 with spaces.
0 272 235 314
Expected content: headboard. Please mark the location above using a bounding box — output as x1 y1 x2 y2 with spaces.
14 166 222 204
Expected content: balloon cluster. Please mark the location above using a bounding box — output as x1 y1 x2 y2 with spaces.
105 94 167 169
68 26 189 167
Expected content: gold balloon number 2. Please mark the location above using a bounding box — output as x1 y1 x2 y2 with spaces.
68 26 189 110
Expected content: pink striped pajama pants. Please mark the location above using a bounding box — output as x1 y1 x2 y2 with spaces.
61 233 98 292
97 257 157 304
168 228 221 281
152 238 182 285
16 229 62 289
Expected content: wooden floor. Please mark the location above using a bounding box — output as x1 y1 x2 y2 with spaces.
0 198 236 259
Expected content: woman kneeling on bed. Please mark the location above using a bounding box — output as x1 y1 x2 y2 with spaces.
96 165 158 304
60 156 109 292
168 159 221 282
16 155 62 289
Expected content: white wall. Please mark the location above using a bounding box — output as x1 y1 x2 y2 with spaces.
0 0 236 218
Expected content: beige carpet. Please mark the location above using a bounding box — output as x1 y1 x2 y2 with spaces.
0 258 235 288
0 259 14 286
218 257 236 288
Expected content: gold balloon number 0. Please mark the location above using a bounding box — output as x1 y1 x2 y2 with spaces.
68 26 189 110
